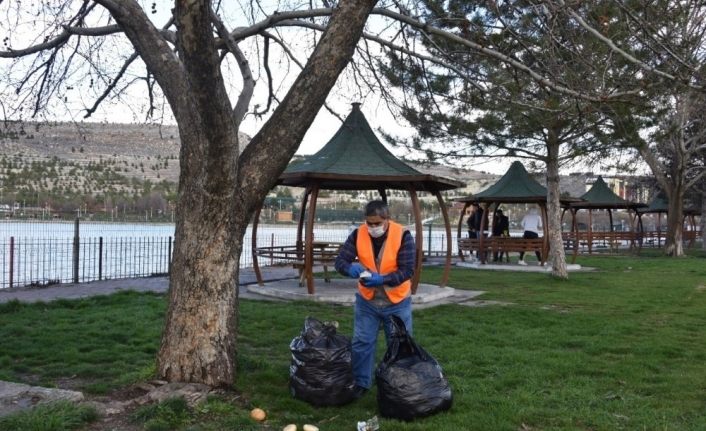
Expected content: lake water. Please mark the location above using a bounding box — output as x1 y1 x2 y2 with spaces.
0 221 457 288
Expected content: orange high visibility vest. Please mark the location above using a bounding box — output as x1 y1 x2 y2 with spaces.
356 221 412 304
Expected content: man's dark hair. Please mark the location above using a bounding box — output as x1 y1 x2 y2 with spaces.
365 200 389 218
496 209 503 215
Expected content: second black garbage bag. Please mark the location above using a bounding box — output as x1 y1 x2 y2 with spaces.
289 316 356 406
375 315 453 421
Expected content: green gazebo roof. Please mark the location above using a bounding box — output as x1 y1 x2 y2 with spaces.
638 193 669 214
278 103 463 191
456 161 547 203
570 177 645 209
636 193 701 216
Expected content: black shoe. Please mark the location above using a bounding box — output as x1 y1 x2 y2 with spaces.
351 385 368 400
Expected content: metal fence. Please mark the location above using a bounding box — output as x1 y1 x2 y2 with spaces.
1 236 173 288
0 219 456 289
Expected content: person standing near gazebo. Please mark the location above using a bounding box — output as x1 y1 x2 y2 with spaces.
334 200 416 399
492 209 510 262
519 207 543 265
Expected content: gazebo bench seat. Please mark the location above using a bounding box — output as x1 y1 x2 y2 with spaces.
459 237 545 264
563 231 638 251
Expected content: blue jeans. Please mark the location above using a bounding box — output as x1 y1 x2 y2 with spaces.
352 293 413 389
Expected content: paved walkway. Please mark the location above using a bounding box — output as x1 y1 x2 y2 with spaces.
0 265 300 304
0 262 484 307
0 258 582 306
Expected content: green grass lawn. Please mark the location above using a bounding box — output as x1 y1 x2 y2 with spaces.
1 251 705 430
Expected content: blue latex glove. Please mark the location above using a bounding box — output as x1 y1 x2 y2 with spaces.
361 273 384 287
348 263 365 278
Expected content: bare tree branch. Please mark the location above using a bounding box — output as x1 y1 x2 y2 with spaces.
0 0 96 57
92 0 189 120
253 35 274 117
210 10 254 127
0 32 72 58
84 52 139 118
63 24 121 37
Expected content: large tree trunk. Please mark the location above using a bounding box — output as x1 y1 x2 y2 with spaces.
702 188 706 251
546 131 568 279
156 0 246 386
664 168 686 256
157 125 245 386
664 184 685 256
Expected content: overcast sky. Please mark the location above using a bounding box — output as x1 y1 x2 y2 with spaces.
0 0 640 177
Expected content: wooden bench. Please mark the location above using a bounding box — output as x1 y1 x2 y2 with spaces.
254 242 342 285
563 231 638 253
683 229 702 248
458 237 546 264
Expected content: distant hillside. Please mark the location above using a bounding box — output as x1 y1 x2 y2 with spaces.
0 121 594 217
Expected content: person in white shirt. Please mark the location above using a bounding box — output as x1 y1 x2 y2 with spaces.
519 207 543 265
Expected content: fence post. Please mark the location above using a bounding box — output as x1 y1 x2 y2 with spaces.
427 223 432 257
9 237 14 288
72 217 79 283
168 236 172 277
98 237 103 281
270 233 274 265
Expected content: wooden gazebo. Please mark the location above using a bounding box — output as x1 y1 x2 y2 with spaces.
455 161 553 264
636 194 702 248
563 176 647 261
251 103 463 293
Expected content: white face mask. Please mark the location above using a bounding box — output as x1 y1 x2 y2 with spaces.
368 225 386 238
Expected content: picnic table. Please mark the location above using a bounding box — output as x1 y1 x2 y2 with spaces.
253 241 342 287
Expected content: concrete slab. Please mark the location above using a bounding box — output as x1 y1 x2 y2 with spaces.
456 261 588 272
246 278 458 306
457 299 514 307
0 381 83 417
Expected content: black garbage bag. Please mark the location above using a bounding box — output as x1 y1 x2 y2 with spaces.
375 315 453 421
289 316 356 406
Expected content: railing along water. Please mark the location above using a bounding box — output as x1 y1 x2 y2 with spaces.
1 219 457 289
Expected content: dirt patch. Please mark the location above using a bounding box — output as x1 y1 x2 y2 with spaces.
54 376 95 392
84 411 143 431
3 378 250 429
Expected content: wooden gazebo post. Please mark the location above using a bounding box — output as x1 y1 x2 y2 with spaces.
252 206 264 286
434 190 452 287
478 202 491 263
456 201 472 261
540 203 549 264
686 213 696 248
408 187 423 294
570 208 579 263
304 185 320 294
296 187 311 257
585 210 593 246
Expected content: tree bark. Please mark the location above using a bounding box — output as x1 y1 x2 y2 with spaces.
546 130 568 279
154 0 378 387
702 187 706 251
664 182 685 256
636 115 696 258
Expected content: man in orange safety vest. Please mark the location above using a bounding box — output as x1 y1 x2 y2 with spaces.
335 200 416 399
